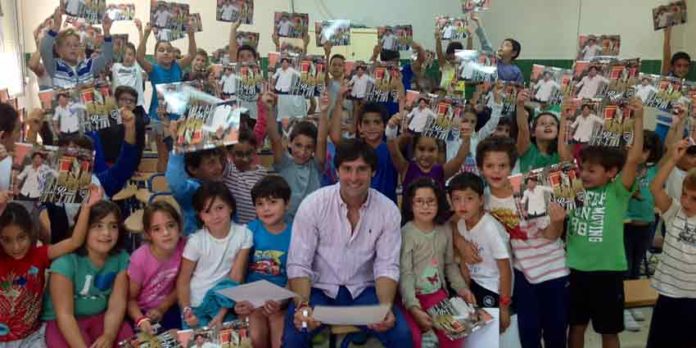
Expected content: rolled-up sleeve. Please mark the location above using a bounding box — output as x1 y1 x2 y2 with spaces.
286 197 319 280
373 203 401 282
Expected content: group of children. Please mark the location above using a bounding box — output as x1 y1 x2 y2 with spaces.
0 1 695 348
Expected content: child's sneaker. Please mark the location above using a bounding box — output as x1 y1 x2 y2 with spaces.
630 308 645 321
623 310 640 332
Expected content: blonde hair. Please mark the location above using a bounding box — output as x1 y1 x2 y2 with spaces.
55 29 80 48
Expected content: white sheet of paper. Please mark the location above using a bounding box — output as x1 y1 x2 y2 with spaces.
216 280 298 308
312 304 390 325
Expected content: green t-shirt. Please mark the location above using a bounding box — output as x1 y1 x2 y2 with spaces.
567 176 632 271
519 144 560 173
42 251 130 320
625 165 657 223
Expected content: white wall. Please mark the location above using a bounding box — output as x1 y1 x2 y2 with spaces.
19 0 695 60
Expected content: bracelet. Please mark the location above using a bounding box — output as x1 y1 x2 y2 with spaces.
136 317 150 327
500 296 512 307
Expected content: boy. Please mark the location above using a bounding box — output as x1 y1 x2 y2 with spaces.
52 93 81 140
647 139 696 348
449 172 513 332
471 15 523 83
474 136 569 348
236 175 293 348
223 128 267 225
566 98 645 348
111 42 145 106
655 26 693 141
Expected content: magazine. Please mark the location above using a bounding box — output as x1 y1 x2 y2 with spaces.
572 60 611 100
606 58 641 102
456 50 497 83
274 12 308 39
653 0 687 31
315 20 351 47
62 0 106 24
217 0 253 24
589 102 635 148
105 3 135 21
642 75 690 111
78 82 121 132
363 63 401 103
530 64 574 105
378 25 413 51
461 0 492 13
422 98 464 142
236 31 260 50
427 297 494 340
235 63 264 102
172 100 241 153
436 16 468 41
577 34 621 60
177 320 251 348
150 0 190 41
286 56 326 98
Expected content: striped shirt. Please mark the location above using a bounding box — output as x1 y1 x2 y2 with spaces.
653 199 696 298
287 184 402 299
40 30 114 89
486 193 569 284
223 163 267 225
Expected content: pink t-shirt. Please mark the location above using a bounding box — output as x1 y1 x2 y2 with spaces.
127 239 185 311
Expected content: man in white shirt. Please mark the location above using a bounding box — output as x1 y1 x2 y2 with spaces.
534 72 560 102
16 152 54 200
220 1 240 21
219 67 237 97
111 43 145 106
442 23 456 40
571 104 604 143
635 76 658 103
349 66 369 99
272 58 300 93
407 98 437 133
380 28 397 51
53 93 81 140
575 66 609 99
520 177 554 219
153 5 172 28
65 0 85 16
277 15 294 37
579 37 602 61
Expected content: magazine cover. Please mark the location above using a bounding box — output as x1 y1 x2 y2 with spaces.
564 98 604 144
62 0 106 24
436 16 469 41
363 63 400 103
315 20 351 47
177 320 251 348
606 58 641 102
344 61 371 100
572 61 610 100
105 3 135 21
653 0 687 31
378 25 413 51
643 75 690 111
189 13 203 32
235 63 264 102
150 0 190 41
286 56 326 98
461 0 492 13
509 161 584 220
427 297 493 340
217 0 253 24
589 102 635 148
112 34 129 63
577 34 621 60
530 64 573 105
478 81 521 115
78 82 120 133
279 42 304 56
274 12 308 38
173 100 241 154
456 50 498 83
236 31 260 50
119 328 180 348
422 98 464 142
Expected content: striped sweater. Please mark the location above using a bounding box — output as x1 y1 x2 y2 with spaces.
40 30 114 89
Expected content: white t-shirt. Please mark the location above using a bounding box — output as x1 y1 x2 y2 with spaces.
653 199 696 298
581 44 602 60
17 164 54 198
635 84 657 103
457 214 511 294
521 186 554 216
381 33 397 50
408 107 436 133
153 9 172 28
220 74 237 95
273 68 299 93
576 75 609 99
182 223 253 307
53 104 81 133
443 25 456 40
571 114 604 143
66 0 84 15
277 19 293 36
111 63 145 106
666 167 686 201
221 3 239 21
350 74 369 99
534 79 560 102
0 157 12 191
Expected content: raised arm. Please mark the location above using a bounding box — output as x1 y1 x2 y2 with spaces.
40 7 63 79
261 92 284 164
444 133 471 179
315 93 330 170
557 100 574 162
47 186 102 259
662 108 686 160
662 27 673 76
470 15 494 54
135 20 153 73
329 84 347 144
434 30 447 67
621 98 645 190
515 90 532 155
477 83 504 140
228 20 242 63
177 17 198 69
651 139 687 213
90 15 114 76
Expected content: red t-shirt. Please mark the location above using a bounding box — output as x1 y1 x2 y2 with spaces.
0 245 50 342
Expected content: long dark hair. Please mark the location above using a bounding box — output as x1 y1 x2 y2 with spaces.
401 177 451 226
76 201 125 256
0 203 36 250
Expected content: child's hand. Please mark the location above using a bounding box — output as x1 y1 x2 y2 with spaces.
323 41 333 56
260 91 277 111
500 306 511 333
458 288 477 306
144 22 153 35
318 92 330 113
121 107 136 130
627 97 644 119
409 307 433 332
232 20 242 31
138 319 155 335
387 114 402 129
134 18 142 32
90 334 115 348
0 144 7 162
52 6 63 31
234 301 253 316
372 44 381 57
263 300 281 316
548 203 566 224
208 314 224 328
456 238 483 265
168 120 179 139
146 308 163 322
434 29 442 40
492 81 503 104
469 14 481 27
187 16 195 34
0 191 12 210
516 89 530 107
84 184 103 208
101 14 113 36
672 139 689 162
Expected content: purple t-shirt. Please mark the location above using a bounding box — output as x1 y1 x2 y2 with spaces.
127 239 185 312
402 161 445 196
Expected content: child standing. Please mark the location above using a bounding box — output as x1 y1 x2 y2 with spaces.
0 186 100 346
111 40 145 107
449 172 513 335
647 139 696 348
177 182 252 328
234 176 292 348
223 129 268 225
127 201 186 334
566 98 645 348
400 178 474 348
475 136 569 348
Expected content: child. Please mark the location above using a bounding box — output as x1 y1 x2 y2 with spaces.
265 92 329 218
136 19 197 172
0 186 99 346
570 103 604 144
234 175 292 348
111 41 145 106
516 90 561 172
622 130 661 331
475 136 569 348
655 25 693 142
42 200 133 348
183 49 209 82
449 172 513 334
177 182 253 328
99 86 147 165
566 98 645 348
647 139 696 348
127 201 186 334
662 110 696 201
40 7 114 88
399 177 473 348
471 15 524 83
52 93 81 140
223 128 268 224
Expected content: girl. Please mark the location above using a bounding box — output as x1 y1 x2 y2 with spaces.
0 186 100 347
135 19 197 173
516 89 560 172
127 201 186 334
40 6 114 89
177 182 253 328
42 199 133 348
399 178 474 348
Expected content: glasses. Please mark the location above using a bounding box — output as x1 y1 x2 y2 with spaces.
413 199 437 208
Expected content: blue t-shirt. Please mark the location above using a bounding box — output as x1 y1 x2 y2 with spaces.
246 219 292 287
148 62 183 121
497 61 524 84
372 142 398 202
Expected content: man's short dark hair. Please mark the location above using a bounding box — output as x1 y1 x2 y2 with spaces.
671 51 692 66
579 145 626 172
251 175 291 204
447 172 484 196
358 102 388 125
0 103 19 134
289 121 317 142
475 136 517 169
334 139 377 172
504 38 521 60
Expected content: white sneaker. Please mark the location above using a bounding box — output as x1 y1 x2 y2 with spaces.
624 310 641 332
630 308 645 321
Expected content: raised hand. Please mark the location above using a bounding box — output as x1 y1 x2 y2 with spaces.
101 14 113 36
